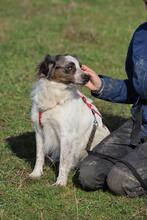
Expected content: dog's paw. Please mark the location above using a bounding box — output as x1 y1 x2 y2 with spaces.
29 170 43 179
52 179 67 187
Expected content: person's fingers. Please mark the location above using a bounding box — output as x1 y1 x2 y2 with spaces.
81 64 92 72
81 65 87 71
85 80 97 90
81 64 101 90
85 81 91 88
81 64 96 76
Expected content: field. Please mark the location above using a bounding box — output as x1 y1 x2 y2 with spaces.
0 0 147 219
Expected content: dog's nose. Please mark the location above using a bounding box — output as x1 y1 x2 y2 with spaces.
81 74 90 84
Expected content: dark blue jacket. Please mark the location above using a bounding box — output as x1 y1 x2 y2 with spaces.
92 22 147 141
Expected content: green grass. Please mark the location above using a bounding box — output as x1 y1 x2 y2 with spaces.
0 0 147 219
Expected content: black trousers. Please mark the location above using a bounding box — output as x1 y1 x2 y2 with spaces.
78 119 147 197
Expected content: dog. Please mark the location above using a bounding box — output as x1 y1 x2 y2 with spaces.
30 54 110 186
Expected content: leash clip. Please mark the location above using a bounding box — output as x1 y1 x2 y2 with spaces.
94 119 98 127
92 109 98 127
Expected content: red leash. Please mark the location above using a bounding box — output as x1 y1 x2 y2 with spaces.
79 95 102 118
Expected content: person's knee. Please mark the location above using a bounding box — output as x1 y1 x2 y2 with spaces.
107 165 126 195
107 164 145 197
78 155 110 190
78 163 99 190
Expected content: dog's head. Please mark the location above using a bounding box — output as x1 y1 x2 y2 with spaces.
37 54 90 85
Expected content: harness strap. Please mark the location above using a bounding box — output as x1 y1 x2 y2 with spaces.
88 151 147 192
86 111 98 151
79 95 100 151
80 95 102 118
38 111 43 128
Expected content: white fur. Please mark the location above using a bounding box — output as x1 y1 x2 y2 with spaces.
30 72 110 186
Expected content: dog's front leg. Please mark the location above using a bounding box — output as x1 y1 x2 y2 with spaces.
29 131 44 178
54 138 75 186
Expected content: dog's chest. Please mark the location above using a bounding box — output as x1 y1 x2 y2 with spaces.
32 99 76 130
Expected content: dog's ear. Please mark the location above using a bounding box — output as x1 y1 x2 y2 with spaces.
37 54 56 78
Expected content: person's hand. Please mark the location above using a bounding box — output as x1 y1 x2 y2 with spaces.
81 65 102 91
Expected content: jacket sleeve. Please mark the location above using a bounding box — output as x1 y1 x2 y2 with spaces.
91 76 138 104
131 26 147 100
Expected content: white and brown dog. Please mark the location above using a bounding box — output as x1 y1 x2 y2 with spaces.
30 54 110 186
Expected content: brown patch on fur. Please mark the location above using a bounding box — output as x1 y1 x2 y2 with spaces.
51 66 75 84
48 56 77 84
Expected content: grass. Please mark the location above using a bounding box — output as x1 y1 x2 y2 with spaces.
0 0 147 219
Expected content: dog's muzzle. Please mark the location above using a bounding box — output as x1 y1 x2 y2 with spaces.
81 74 90 85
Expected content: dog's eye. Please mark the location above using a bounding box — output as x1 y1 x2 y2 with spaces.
67 66 73 71
64 65 74 73
64 62 75 73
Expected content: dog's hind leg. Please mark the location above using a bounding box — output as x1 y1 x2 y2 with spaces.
53 138 76 186
29 131 45 178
